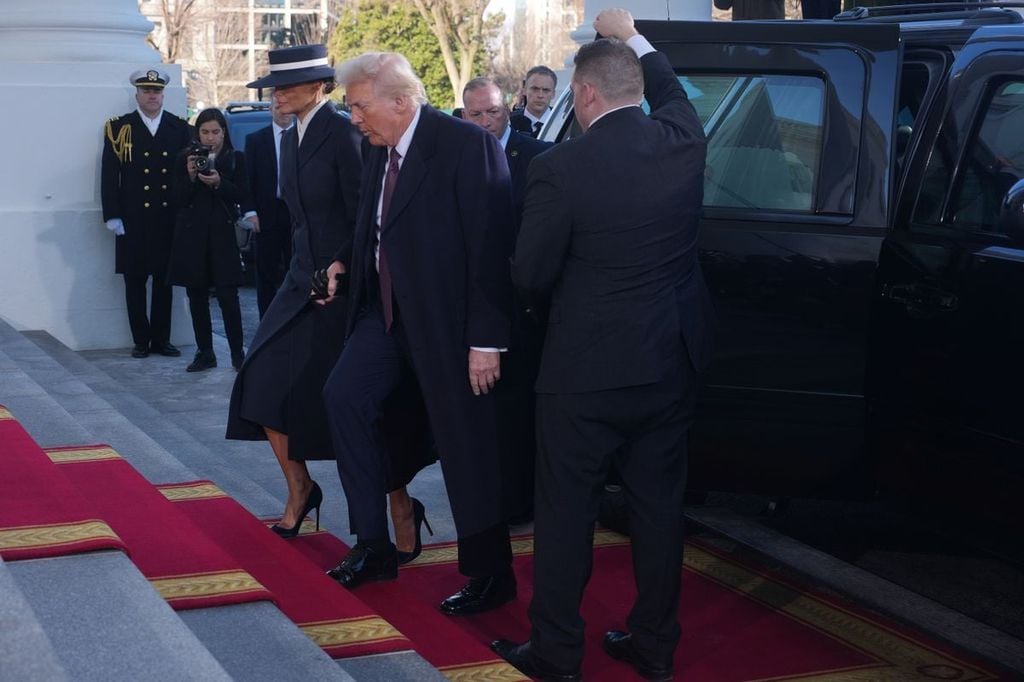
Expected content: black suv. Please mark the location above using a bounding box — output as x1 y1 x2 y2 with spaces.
542 4 1024 521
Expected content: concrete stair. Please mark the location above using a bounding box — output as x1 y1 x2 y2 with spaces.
0 320 443 681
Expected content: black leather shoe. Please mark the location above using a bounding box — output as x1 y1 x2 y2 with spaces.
326 543 398 589
186 349 217 372
151 342 181 357
490 640 581 681
439 571 516 615
603 631 673 681
131 344 150 358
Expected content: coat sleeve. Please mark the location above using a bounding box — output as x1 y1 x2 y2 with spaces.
215 150 252 212
100 119 122 222
459 130 514 348
244 133 262 216
332 122 363 269
642 51 705 148
512 152 572 299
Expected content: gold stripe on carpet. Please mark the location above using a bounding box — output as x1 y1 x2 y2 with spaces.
46 446 121 464
439 660 529 681
150 570 266 602
0 519 121 552
300 616 405 649
686 545 999 681
0 407 13 420
158 482 228 501
410 528 629 567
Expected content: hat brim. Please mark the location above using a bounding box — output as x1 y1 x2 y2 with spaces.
247 65 336 90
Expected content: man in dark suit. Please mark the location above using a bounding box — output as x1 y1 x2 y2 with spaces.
492 9 714 681
321 52 517 615
244 100 295 318
101 68 192 358
509 65 558 138
462 76 551 524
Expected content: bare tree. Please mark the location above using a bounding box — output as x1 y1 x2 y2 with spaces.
144 0 201 63
410 0 490 105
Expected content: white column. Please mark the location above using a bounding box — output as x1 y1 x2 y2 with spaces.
0 0 191 350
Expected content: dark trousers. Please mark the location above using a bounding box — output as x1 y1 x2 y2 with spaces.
529 361 696 671
124 273 172 348
186 286 243 356
324 305 512 577
253 212 291 318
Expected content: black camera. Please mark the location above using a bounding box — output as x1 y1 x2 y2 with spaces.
187 142 214 174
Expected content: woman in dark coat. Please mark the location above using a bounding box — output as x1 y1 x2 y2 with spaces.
226 45 433 545
168 108 251 371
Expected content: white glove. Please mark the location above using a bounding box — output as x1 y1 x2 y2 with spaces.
105 219 125 236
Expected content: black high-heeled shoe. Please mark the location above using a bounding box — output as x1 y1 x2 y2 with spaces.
271 481 323 539
396 497 433 565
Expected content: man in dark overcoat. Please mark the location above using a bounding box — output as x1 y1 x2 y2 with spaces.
461 76 551 525
101 68 192 358
493 10 715 681
245 99 295 318
321 51 517 616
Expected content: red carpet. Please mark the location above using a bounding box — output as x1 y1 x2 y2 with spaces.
294 531 528 681
47 446 274 610
296 529 1010 681
0 408 125 561
157 480 412 659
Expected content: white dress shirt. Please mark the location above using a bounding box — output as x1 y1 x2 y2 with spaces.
136 107 163 136
296 99 330 146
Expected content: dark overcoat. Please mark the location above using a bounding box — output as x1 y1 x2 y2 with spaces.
101 110 192 277
167 148 252 288
505 130 552 230
245 124 292 233
226 105 362 442
513 50 715 394
344 106 515 536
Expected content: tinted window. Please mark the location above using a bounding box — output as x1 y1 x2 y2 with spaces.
682 74 825 212
948 80 1024 233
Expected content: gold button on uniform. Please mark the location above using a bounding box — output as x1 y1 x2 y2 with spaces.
162 202 168 207
161 168 167 174
162 151 168 157
161 185 167 190
144 151 150 157
144 202 150 208
144 185 150 191
144 168 150 174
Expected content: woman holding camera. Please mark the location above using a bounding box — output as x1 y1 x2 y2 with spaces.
168 107 251 371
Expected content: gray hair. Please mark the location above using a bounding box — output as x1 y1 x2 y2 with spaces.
573 39 642 104
335 52 427 106
463 77 499 97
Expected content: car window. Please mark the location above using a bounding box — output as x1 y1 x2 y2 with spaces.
947 80 1024 234
227 116 271 149
683 74 825 212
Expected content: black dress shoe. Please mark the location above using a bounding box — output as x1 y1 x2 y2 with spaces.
490 640 581 681
131 344 150 358
603 630 673 681
186 349 217 372
439 571 516 615
326 543 398 589
151 342 182 357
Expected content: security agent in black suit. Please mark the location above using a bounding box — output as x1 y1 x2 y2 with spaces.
493 9 714 682
509 65 557 138
244 100 294 318
462 77 551 525
101 69 192 358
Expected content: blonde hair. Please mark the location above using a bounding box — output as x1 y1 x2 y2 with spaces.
335 52 427 106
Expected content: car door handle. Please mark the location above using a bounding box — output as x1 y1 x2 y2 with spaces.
881 283 958 312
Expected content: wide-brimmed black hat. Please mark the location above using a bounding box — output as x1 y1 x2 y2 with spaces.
247 44 335 89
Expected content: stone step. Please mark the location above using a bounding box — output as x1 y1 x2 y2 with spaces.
6 552 232 681
0 557 69 681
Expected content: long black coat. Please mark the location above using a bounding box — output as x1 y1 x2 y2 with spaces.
167 148 253 288
513 50 715 394
226 105 362 441
101 111 192 277
343 106 515 536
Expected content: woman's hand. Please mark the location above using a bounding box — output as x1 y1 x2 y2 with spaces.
197 169 221 189
186 156 198 182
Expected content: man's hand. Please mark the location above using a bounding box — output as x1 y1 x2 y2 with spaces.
197 169 221 188
313 259 347 305
105 218 125 236
594 8 638 41
468 349 501 396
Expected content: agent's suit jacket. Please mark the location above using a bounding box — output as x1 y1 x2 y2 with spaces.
245 124 291 232
344 105 515 536
505 130 552 231
513 50 715 394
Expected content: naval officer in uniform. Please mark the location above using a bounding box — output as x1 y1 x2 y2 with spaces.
101 68 192 358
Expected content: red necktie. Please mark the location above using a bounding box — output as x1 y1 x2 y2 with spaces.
378 147 401 332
